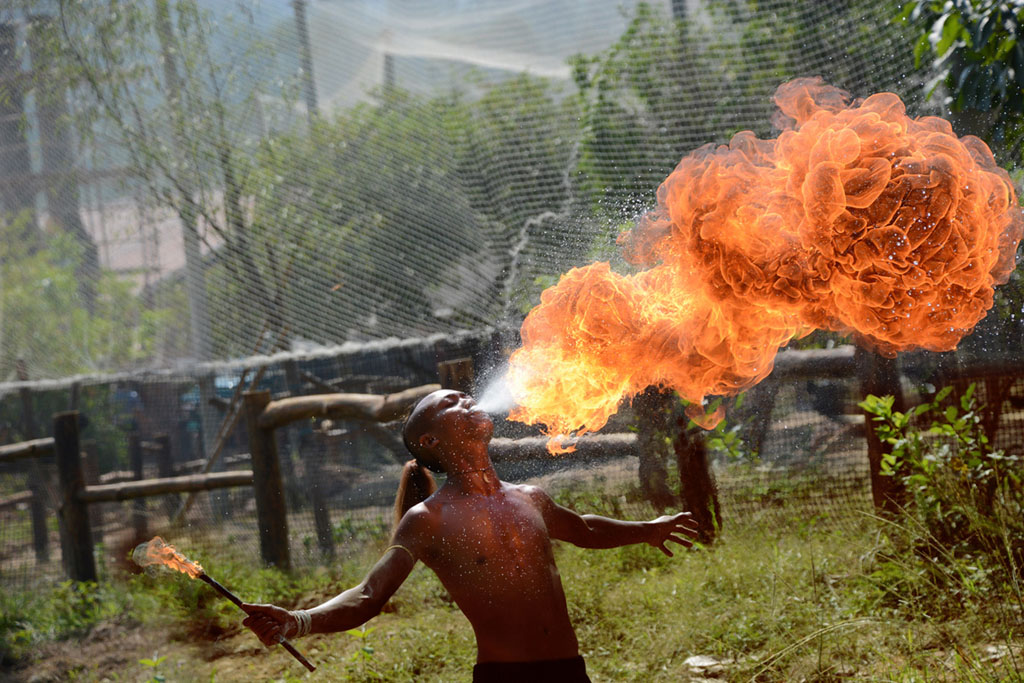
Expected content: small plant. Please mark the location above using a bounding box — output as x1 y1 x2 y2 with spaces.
345 626 383 679
332 516 390 545
860 384 1024 610
139 653 167 683
682 394 758 463
0 579 129 664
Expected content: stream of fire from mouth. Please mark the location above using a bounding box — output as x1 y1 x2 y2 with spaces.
506 78 1024 452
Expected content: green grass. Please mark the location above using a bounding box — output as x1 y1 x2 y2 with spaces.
2 502 1023 681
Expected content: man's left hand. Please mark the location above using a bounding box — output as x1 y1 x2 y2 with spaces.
644 512 700 556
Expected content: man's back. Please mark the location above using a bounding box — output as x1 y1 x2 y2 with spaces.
406 482 580 663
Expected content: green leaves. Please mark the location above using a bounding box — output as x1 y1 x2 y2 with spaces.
139 655 166 679
0 212 161 378
862 380 1022 577
930 11 964 56
899 0 1024 160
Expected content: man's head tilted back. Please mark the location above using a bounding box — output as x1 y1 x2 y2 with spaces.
402 389 493 473
403 392 445 472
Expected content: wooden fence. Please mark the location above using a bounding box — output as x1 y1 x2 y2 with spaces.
5 346 1018 583
0 436 55 563
11 384 446 581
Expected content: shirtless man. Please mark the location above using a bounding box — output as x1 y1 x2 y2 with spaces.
243 389 700 681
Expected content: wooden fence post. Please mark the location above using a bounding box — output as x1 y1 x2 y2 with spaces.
857 347 907 515
54 411 97 582
632 387 676 512
674 429 720 544
311 427 337 559
81 450 104 545
26 471 49 564
155 434 178 519
280 359 304 509
128 432 148 539
243 391 291 570
437 357 474 393
16 360 50 564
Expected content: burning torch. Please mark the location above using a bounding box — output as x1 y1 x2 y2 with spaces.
132 536 316 672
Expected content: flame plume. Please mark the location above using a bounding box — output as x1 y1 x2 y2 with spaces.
132 536 204 578
508 79 1023 446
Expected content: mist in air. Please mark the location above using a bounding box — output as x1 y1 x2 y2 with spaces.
476 366 516 414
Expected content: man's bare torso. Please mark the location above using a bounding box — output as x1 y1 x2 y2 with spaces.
410 482 579 663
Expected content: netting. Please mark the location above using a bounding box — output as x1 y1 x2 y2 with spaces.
0 0 925 377
0 0 1022 589
0 340 885 587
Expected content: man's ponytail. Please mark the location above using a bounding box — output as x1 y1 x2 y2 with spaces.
393 459 437 529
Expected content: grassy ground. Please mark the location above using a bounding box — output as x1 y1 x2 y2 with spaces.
2 498 1023 682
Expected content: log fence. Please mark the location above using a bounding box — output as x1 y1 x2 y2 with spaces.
4 347 1018 584
0 437 53 563
0 412 263 583
0 437 55 462
21 383 445 581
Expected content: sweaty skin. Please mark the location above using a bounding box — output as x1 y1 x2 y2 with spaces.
243 389 700 665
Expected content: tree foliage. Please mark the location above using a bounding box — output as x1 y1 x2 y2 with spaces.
571 1 915 211
242 79 576 347
900 0 1024 157
10 0 974 370
0 212 162 379
31 0 300 355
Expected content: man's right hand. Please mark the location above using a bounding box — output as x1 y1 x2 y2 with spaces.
241 603 298 646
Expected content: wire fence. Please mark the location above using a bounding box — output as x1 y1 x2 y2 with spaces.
5 334 1021 591
1 0 1020 590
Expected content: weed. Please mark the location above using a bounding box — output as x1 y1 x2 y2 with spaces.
138 653 167 683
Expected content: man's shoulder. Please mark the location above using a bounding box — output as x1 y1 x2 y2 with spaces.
403 498 437 522
393 499 442 554
504 482 553 505
397 498 442 536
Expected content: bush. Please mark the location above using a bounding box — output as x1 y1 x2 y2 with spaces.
860 385 1024 610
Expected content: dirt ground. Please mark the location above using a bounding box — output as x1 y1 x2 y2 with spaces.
0 611 375 683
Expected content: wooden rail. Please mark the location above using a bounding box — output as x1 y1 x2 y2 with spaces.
0 437 54 463
79 470 254 503
0 490 34 511
771 346 857 380
48 410 264 582
489 434 639 463
258 383 440 430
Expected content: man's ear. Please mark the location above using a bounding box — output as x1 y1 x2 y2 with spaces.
419 433 440 449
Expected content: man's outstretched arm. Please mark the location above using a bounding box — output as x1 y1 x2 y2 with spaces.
242 509 426 645
527 486 700 556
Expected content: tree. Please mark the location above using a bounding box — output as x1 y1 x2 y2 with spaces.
26 0 301 360
238 74 579 348
899 0 1024 157
571 1 915 211
0 211 162 379
898 1 1024 360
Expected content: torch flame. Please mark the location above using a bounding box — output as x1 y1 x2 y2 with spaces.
132 536 204 578
508 78 1023 448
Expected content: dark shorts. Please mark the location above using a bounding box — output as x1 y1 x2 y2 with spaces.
472 655 590 682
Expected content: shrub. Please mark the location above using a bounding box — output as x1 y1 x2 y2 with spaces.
860 385 1024 609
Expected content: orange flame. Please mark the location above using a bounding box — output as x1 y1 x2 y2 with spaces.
508 78 1023 446
132 536 204 578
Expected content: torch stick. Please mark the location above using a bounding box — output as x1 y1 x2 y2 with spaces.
197 573 316 672
132 537 315 673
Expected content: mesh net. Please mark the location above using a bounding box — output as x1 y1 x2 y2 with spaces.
0 0 1021 587
0 0 923 376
